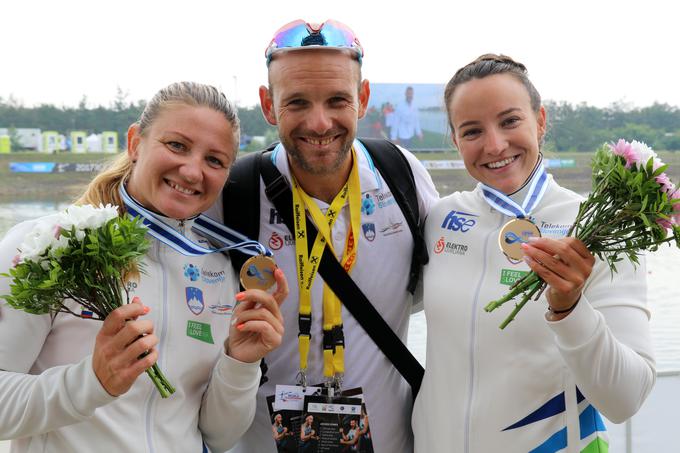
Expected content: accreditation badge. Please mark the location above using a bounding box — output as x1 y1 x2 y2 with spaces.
267 384 323 453
301 391 370 453
499 218 541 262
239 254 277 291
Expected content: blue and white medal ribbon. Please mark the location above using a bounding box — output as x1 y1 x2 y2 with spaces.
479 160 548 261
119 185 277 290
119 184 271 257
480 162 548 219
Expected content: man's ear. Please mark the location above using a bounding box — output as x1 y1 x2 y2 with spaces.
357 79 370 119
259 85 278 126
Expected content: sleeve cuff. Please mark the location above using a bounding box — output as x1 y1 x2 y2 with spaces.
65 355 117 417
214 351 262 389
546 294 602 349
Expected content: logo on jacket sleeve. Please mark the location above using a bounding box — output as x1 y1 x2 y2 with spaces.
183 263 200 281
441 210 478 233
361 194 376 215
208 303 234 315
185 287 204 315
269 208 284 225
433 236 469 256
380 218 404 236
269 232 284 250
434 237 446 254
362 223 376 241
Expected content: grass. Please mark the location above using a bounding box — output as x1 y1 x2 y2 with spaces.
0 151 118 201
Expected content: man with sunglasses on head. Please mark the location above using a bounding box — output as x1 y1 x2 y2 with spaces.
209 19 438 453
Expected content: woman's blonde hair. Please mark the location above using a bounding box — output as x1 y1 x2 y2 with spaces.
76 81 240 210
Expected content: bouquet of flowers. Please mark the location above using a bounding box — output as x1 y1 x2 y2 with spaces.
2 204 175 397
485 140 680 329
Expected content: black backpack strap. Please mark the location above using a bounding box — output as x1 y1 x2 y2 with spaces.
258 151 424 400
358 138 428 293
221 144 279 387
221 144 280 275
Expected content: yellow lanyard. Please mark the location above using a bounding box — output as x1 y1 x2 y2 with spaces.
292 148 362 382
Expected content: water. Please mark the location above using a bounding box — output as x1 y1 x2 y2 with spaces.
1 199 678 372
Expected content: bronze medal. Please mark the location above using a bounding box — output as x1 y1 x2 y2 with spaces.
498 218 541 261
239 254 278 291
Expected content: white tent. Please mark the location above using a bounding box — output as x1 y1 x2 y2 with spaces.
86 133 102 152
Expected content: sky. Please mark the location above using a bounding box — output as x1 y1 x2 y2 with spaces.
1 0 678 110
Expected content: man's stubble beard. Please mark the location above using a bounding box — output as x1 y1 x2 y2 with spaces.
280 134 354 176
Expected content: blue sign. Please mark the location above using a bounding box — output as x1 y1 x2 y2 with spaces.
9 162 56 173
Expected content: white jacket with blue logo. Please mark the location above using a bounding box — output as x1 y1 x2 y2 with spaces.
0 214 260 453
412 175 656 453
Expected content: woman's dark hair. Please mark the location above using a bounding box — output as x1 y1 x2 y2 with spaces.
444 54 541 130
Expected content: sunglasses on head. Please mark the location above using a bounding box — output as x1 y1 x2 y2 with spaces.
265 19 364 65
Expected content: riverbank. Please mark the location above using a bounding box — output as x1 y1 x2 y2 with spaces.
2 149 680 200
0 152 117 201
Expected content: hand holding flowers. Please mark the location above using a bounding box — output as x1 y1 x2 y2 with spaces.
521 236 595 319
2 204 175 397
485 140 680 329
93 297 161 397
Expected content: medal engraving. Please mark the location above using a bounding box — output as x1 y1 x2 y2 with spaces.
499 218 541 261
240 254 277 291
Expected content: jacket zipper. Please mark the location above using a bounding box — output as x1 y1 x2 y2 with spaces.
463 215 505 453
144 243 169 453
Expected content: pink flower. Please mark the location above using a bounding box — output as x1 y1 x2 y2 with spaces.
610 139 639 169
656 218 673 230
11 254 21 267
671 190 680 225
655 173 675 193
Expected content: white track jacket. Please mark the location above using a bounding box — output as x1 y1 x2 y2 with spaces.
0 214 260 453
413 176 656 453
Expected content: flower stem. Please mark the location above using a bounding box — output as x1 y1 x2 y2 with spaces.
145 364 175 398
498 280 543 330
484 272 542 312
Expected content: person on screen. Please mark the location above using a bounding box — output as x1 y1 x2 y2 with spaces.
390 86 423 149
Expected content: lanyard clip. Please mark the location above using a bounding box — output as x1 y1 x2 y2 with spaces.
296 370 308 390
324 374 343 397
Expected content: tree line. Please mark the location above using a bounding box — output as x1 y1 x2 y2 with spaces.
1 95 679 152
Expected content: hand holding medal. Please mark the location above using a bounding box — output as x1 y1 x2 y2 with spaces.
240 254 279 291
228 265 288 364
119 184 288 361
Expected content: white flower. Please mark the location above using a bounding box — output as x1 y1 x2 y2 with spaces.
58 204 118 232
631 140 657 169
17 218 61 262
48 235 71 258
16 204 119 264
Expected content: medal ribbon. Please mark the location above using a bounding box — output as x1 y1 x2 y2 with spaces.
292 148 362 381
480 158 548 218
119 184 272 257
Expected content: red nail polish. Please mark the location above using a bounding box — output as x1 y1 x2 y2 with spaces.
235 292 246 301
236 323 245 330
143 306 150 314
